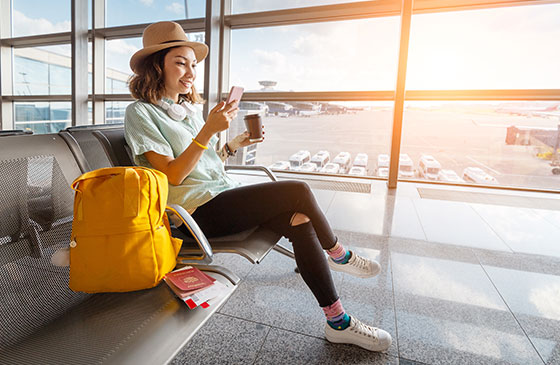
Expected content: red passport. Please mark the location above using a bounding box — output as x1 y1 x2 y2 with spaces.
165 266 215 291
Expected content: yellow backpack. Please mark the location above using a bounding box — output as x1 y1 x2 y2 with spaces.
69 166 182 293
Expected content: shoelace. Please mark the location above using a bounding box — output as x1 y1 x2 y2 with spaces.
351 254 370 270
352 320 379 341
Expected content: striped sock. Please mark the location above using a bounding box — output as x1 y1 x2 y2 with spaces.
327 242 351 264
322 299 351 330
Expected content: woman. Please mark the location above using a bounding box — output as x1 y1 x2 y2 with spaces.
125 21 391 352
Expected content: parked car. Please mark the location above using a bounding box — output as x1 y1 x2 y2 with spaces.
320 162 340 174
418 154 442 180
268 161 290 171
462 167 498 184
353 153 369 168
299 162 317 172
333 152 352 173
266 102 294 117
438 169 464 183
399 153 414 178
348 166 367 176
289 150 311 170
310 150 330 169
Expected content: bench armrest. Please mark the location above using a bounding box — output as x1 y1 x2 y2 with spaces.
224 164 278 182
166 204 213 265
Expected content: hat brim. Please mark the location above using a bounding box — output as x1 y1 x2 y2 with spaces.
129 41 208 73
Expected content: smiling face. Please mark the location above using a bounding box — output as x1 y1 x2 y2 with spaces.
162 46 197 102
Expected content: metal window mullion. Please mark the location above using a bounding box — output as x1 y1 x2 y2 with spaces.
388 0 413 189
95 18 206 40
92 0 105 124
0 0 13 130
203 0 222 119
225 0 559 29
219 0 232 147
71 0 88 126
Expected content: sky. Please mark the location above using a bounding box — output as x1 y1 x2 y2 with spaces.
10 0 560 92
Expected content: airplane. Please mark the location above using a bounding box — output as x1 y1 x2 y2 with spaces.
495 102 560 118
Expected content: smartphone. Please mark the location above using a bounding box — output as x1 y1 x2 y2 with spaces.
225 86 244 107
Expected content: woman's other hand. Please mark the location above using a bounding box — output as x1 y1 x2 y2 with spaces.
204 101 238 135
229 126 265 151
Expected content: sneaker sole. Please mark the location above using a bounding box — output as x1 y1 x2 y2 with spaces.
327 259 381 278
325 327 391 352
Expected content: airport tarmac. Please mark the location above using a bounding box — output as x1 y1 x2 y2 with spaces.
231 108 560 190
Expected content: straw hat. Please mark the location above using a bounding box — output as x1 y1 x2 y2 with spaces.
129 21 208 73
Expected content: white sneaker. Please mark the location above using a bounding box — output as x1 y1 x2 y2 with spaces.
325 316 392 352
327 251 381 278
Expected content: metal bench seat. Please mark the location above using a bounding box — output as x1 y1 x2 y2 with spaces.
0 132 240 365
89 127 294 265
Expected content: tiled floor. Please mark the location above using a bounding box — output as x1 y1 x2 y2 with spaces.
171 175 560 365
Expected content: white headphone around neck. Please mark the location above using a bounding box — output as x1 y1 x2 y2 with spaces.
158 99 197 121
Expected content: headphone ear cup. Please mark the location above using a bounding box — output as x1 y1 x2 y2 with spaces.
168 104 187 120
182 102 197 117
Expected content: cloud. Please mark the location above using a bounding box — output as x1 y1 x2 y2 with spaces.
530 283 560 321
165 2 184 15
13 9 70 37
139 0 154 6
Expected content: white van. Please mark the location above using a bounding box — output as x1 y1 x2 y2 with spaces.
438 169 464 183
299 162 317 172
348 166 367 176
418 154 441 180
353 153 368 168
399 154 414 178
462 167 498 184
320 162 340 174
333 152 352 173
377 154 389 169
269 161 290 171
289 150 311 170
310 151 330 169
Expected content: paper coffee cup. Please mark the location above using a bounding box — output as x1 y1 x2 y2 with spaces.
244 114 264 142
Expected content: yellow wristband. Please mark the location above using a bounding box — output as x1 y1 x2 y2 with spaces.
191 138 208 150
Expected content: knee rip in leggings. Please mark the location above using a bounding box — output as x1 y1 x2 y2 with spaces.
290 212 310 226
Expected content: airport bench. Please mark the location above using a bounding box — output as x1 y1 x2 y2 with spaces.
0 132 240 365
87 126 295 265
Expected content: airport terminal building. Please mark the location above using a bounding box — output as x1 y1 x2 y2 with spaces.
1 1 559 364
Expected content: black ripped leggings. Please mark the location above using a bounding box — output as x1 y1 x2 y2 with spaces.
180 180 339 307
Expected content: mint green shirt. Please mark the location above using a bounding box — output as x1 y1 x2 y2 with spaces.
124 100 241 212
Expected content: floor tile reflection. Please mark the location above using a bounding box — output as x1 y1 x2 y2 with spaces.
391 251 543 364
483 266 560 364
412 199 512 251
472 204 560 258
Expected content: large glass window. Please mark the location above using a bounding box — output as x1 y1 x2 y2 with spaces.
401 101 560 190
227 100 393 178
407 4 560 90
230 18 400 92
106 0 206 27
14 102 71 134
232 0 367 14
14 46 72 95
12 0 70 37
106 101 134 124
106 33 205 94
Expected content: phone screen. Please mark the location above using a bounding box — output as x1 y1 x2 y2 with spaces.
226 86 244 107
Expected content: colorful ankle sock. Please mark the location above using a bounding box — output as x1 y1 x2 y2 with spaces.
327 242 351 264
322 299 351 330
